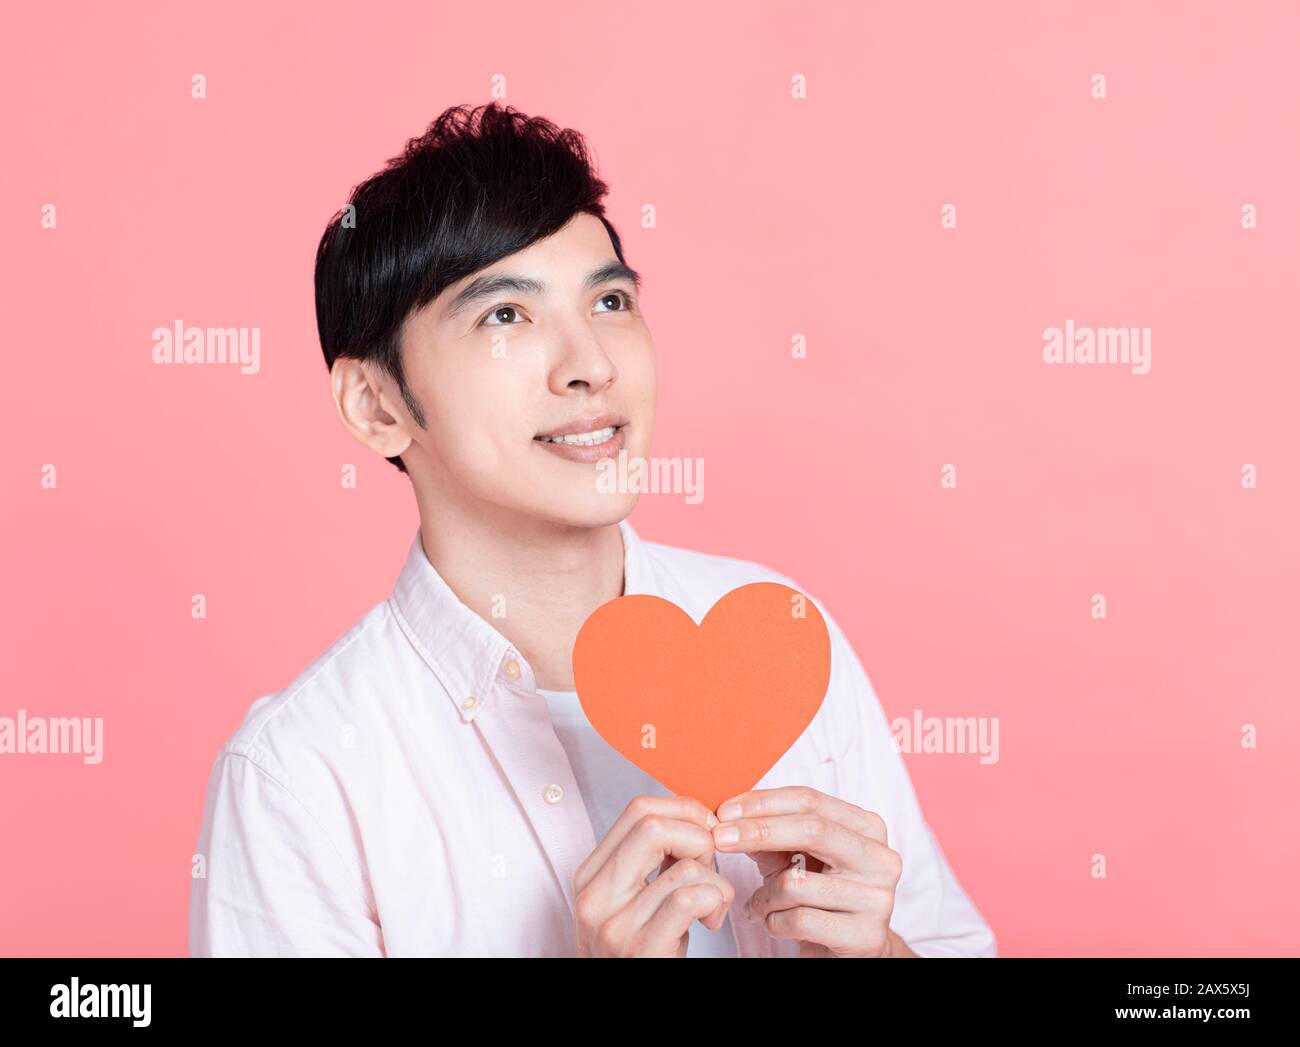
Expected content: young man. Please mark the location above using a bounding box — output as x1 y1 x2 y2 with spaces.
189 103 996 958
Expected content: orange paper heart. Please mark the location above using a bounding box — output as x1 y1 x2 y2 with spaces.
572 582 831 812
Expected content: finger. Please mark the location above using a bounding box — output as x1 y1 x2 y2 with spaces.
610 857 736 940
764 906 871 954
712 812 868 870
748 867 881 918
583 813 718 916
745 836 900 890
574 795 718 894
635 882 727 957
750 850 824 880
652 850 729 927
717 787 887 846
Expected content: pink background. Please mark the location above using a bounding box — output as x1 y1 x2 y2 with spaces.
3 1 1298 956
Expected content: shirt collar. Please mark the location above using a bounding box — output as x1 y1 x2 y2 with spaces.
388 517 647 722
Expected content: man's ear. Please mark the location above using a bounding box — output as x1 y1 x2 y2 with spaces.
330 358 414 462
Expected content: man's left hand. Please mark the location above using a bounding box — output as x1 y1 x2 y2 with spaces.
712 786 917 957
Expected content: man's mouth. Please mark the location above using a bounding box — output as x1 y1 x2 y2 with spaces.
533 415 628 462
535 425 620 446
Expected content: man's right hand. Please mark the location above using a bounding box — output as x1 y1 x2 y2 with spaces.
573 795 736 957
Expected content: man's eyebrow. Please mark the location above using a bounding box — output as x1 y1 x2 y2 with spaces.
583 261 642 292
443 273 546 320
443 261 642 320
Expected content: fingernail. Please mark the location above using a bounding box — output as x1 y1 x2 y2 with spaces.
713 824 740 846
718 802 743 821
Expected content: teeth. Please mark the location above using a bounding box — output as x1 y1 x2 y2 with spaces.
538 425 618 447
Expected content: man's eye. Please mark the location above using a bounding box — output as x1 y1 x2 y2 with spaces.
593 291 631 313
480 305 524 326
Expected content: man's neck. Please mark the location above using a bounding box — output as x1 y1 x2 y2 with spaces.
415 502 626 692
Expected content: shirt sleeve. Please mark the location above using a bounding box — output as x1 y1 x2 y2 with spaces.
820 608 998 958
189 750 385 957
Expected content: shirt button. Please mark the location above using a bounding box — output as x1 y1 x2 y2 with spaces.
503 658 522 681
542 783 564 805
462 695 479 713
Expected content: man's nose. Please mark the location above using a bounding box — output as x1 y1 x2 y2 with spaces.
547 319 618 394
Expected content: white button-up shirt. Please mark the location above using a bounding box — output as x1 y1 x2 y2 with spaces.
189 519 996 957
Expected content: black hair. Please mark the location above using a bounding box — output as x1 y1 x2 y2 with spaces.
314 102 628 473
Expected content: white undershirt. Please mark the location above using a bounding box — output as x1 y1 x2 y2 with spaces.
536 688 738 958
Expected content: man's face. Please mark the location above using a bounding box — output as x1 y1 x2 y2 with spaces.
396 212 656 527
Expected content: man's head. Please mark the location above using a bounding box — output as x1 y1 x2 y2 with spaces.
315 103 655 527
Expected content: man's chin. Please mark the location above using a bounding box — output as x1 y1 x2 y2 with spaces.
533 489 640 531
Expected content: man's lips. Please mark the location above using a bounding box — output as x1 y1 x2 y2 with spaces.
533 414 628 463
534 413 629 440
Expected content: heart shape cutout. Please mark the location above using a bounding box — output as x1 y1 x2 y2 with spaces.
572 582 831 812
